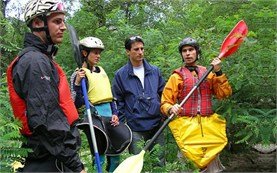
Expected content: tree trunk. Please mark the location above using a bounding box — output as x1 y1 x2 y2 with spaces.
1 0 9 18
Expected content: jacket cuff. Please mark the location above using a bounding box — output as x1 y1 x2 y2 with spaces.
215 70 223 76
214 74 227 83
166 106 172 116
71 162 84 172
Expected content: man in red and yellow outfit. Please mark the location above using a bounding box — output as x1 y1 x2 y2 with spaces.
161 37 232 172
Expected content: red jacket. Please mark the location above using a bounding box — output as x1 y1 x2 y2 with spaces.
7 54 79 135
174 66 213 116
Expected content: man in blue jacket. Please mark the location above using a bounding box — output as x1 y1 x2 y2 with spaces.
112 35 166 166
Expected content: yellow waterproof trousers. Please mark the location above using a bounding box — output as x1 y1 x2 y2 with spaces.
168 113 227 169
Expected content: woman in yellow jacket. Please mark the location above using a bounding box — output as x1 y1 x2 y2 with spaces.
161 37 232 172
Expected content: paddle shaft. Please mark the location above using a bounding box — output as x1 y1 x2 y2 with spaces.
67 24 102 173
144 65 214 151
81 79 102 173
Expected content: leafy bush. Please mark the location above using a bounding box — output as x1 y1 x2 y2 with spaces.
0 74 29 172
234 108 277 145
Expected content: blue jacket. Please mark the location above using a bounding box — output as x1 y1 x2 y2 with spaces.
112 59 165 131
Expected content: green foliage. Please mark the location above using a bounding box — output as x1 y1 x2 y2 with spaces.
0 12 26 68
0 12 29 172
234 108 277 145
0 74 29 172
143 144 191 172
215 99 277 149
78 131 96 172
2 0 276 171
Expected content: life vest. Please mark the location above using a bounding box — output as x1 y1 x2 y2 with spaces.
83 67 113 104
174 66 213 116
7 48 79 136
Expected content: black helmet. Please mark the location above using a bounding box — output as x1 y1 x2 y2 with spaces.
178 37 201 56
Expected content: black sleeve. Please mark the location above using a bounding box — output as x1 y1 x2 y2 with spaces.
72 74 89 109
13 53 83 172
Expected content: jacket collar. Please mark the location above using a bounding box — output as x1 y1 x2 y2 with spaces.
24 33 58 58
127 59 152 75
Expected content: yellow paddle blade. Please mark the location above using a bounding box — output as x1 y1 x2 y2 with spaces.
113 150 145 173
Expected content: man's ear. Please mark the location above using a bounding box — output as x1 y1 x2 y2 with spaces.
126 49 130 56
32 17 44 29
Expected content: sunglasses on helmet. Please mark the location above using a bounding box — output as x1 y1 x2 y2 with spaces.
51 2 64 11
128 36 142 41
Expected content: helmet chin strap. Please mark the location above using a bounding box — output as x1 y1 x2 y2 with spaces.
31 15 54 45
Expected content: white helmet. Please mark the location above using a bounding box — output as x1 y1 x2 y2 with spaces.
79 37 105 50
24 0 65 24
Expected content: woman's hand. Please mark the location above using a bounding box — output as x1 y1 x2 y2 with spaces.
75 69 86 86
110 115 119 126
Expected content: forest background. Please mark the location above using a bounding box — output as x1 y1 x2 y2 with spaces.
0 0 276 172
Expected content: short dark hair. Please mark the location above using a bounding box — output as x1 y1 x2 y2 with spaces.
124 36 144 50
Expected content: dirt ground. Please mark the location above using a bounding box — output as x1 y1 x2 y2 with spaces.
221 150 276 172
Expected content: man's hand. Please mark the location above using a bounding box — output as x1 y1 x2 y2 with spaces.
169 104 182 115
80 169 87 173
211 57 221 72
